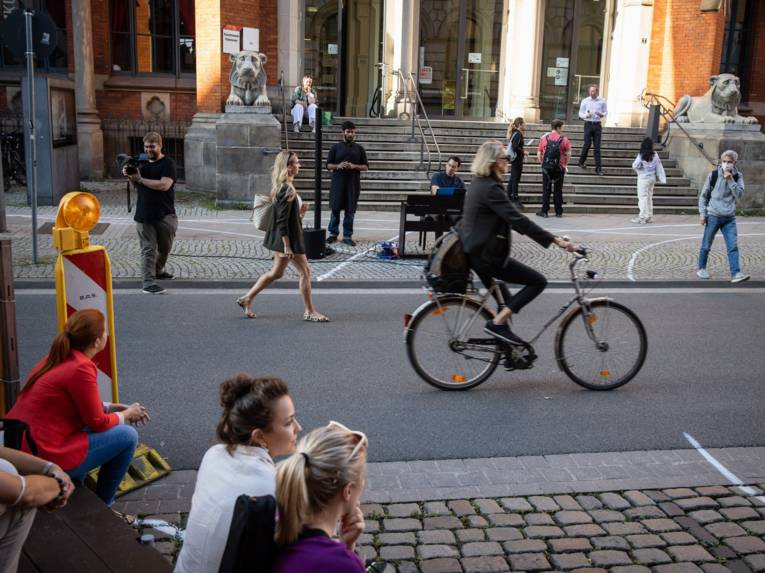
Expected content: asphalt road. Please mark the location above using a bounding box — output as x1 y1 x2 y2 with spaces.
14 287 765 470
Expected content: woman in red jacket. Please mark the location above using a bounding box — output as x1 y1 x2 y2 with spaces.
7 309 150 505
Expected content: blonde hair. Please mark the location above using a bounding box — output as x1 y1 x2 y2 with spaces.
275 425 367 546
471 140 506 177
270 150 298 202
506 117 524 138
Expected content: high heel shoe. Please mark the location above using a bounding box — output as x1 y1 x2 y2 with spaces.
236 297 256 319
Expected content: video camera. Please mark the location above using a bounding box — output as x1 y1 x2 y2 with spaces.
116 153 148 212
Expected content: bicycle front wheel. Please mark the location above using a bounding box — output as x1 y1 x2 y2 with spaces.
406 296 500 391
555 299 647 390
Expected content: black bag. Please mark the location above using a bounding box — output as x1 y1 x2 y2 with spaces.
424 230 470 294
218 494 277 573
0 419 38 454
541 134 563 176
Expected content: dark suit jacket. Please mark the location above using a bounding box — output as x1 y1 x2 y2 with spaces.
458 175 555 262
263 185 305 254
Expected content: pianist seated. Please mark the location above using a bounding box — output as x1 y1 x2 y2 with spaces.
430 156 466 195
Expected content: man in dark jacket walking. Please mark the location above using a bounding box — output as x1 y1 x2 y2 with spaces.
326 120 369 246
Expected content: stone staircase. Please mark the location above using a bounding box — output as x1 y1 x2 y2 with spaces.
285 117 699 214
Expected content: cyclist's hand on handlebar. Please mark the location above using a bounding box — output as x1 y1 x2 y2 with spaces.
554 236 580 253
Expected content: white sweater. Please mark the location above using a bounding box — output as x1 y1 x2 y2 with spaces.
632 152 666 184
174 444 275 573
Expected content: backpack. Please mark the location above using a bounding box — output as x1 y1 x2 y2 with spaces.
219 495 277 573
702 168 739 205
541 134 563 175
424 230 470 294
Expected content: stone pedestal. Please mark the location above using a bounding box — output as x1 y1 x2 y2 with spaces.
668 123 765 209
184 111 282 207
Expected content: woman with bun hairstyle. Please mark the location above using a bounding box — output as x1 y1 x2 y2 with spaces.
273 422 368 573
7 309 149 506
174 375 301 573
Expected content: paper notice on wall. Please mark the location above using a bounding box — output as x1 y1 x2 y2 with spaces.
419 66 433 85
547 67 567 85
328 43 338 55
556 57 569 68
223 26 241 55
243 27 259 52
468 52 482 64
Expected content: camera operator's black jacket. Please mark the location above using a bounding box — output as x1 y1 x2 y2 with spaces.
263 185 305 255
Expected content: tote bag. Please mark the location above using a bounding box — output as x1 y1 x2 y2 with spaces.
252 194 275 232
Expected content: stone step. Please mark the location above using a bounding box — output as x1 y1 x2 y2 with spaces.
294 156 679 169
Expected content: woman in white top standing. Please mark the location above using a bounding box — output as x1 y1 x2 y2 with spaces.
174 375 301 573
631 137 666 224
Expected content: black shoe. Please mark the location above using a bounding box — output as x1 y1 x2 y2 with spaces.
577 162 587 169
156 271 174 280
511 199 524 210
484 320 526 346
342 238 356 247
595 169 603 176
142 284 166 295
327 235 338 244
555 213 563 218
535 211 548 218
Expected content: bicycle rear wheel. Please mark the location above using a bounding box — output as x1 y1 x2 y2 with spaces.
406 296 500 391
555 299 647 390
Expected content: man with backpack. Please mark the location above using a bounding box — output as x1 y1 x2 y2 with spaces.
697 150 750 283
536 119 571 218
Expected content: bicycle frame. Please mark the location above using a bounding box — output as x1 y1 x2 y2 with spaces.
417 254 609 350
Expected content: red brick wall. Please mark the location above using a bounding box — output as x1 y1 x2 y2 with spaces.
647 0 726 106
172 93 198 121
95 91 142 119
195 0 223 112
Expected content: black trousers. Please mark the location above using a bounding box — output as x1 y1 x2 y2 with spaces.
579 121 602 170
507 159 523 201
541 170 564 216
469 254 548 314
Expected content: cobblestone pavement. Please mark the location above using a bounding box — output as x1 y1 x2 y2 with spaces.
113 447 765 570
4 186 765 283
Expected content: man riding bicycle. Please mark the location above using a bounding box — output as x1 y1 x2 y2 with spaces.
458 140 580 345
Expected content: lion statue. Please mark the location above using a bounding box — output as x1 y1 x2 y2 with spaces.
673 73 758 124
227 51 270 107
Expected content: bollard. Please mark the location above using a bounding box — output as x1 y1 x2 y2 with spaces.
0 239 20 414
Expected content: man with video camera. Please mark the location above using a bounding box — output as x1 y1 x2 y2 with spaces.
123 132 177 294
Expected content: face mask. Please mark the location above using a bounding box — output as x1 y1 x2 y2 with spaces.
721 162 733 170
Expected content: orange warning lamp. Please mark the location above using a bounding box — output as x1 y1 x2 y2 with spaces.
52 192 101 252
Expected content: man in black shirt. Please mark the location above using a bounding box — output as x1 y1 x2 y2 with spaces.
123 132 178 294
326 120 368 246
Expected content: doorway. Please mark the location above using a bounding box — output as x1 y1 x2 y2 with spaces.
539 0 607 122
303 0 383 117
418 0 503 118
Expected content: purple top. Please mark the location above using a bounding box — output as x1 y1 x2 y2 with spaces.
273 530 366 573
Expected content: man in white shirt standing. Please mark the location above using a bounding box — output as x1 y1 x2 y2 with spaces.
577 84 608 175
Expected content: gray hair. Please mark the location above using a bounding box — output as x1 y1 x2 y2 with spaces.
471 140 506 177
721 150 738 161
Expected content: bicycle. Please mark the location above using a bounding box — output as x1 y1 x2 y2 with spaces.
404 249 647 391
1 132 27 188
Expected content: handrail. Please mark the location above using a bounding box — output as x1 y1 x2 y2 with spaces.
640 89 716 167
396 69 443 174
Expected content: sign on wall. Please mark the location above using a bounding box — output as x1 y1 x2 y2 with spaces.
419 66 433 85
556 57 569 68
468 52 482 64
243 27 259 51
223 25 241 55
327 43 338 55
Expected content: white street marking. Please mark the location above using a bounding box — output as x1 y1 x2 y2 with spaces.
317 234 402 282
684 432 765 502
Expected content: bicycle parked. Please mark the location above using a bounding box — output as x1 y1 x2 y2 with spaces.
404 249 648 391
1 132 27 189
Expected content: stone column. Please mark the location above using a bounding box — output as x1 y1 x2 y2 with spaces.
71 0 103 179
605 0 654 127
278 0 303 90
383 0 419 117
498 0 543 122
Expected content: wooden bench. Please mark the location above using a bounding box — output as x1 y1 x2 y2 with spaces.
20 486 172 573
398 194 464 258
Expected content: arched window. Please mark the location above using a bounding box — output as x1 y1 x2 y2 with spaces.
110 0 195 76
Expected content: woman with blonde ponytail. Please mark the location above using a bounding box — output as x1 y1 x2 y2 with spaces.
273 423 368 573
7 309 150 506
236 150 329 322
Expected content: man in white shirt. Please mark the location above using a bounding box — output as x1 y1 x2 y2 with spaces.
577 84 607 175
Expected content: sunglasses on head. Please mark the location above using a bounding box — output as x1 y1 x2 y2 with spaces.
328 420 368 461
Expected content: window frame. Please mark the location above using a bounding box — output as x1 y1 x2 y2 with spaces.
109 0 195 78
